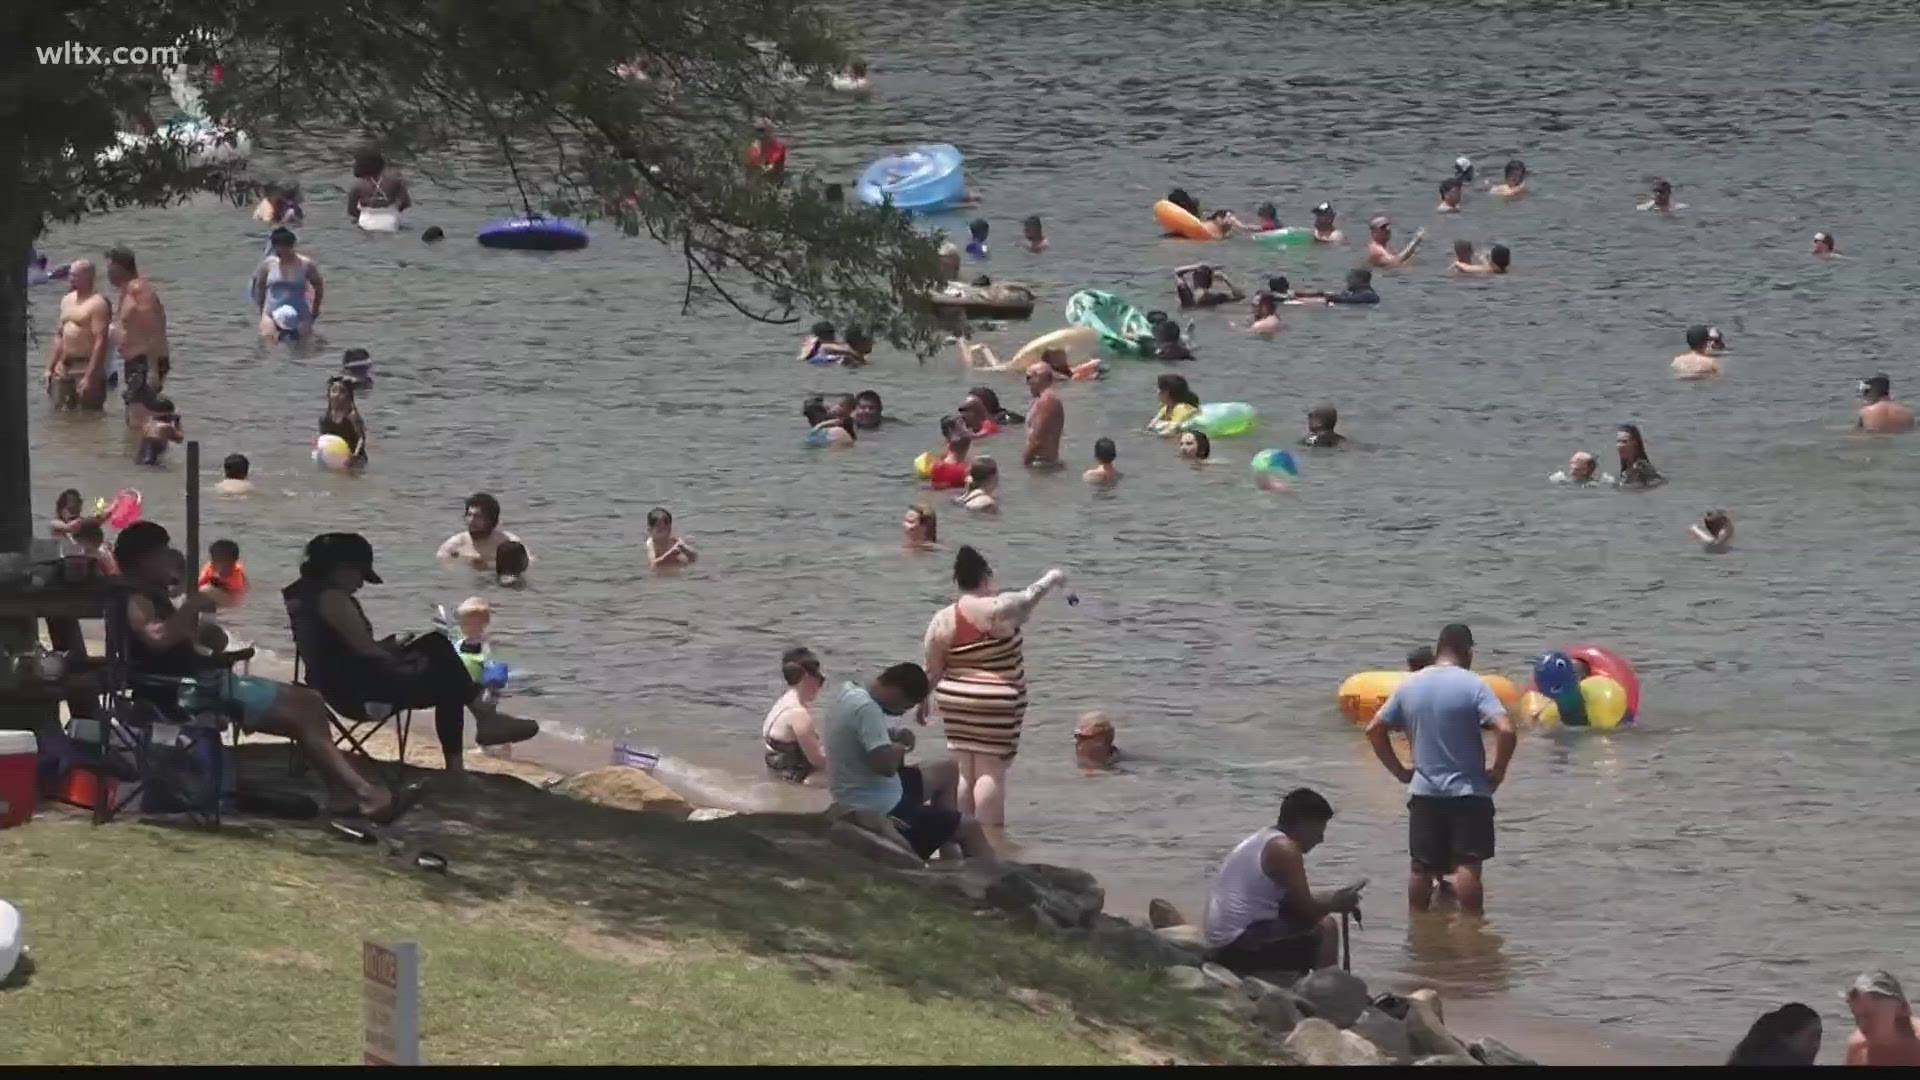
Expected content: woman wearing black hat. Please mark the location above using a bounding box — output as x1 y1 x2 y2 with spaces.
284 533 538 773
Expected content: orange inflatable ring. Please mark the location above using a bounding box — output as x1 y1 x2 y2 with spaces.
1154 199 1222 241
1337 670 1523 724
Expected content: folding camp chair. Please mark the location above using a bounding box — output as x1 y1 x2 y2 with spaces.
62 585 255 828
289 646 412 777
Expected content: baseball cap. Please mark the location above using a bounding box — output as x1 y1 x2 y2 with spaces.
303 532 383 584
1313 202 1333 215
1861 373 1891 396
1369 215 1391 229
1846 970 1907 1004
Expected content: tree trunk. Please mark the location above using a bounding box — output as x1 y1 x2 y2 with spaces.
0 162 33 555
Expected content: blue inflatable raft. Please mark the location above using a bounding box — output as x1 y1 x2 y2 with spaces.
855 144 965 213
477 215 589 251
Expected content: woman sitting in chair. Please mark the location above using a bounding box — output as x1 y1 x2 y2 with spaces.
114 522 420 822
282 532 538 773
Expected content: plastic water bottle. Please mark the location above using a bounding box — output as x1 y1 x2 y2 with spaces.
431 604 454 640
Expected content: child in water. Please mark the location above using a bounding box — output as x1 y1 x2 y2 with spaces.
1083 437 1121 484
966 219 989 259
930 416 972 489
798 321 839 364
215 454 254 496
1690 510 1734 552
136 397 184 466
320 376 369 465
71 521 118 577
1022 215 1047 253
197 539 248 606
1178 430 1212 461
646 507 698 569
956 457 1000 512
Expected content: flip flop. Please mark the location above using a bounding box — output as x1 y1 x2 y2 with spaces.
367 779 429 826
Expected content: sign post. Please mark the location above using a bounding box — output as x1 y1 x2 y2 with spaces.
362 940 421 1066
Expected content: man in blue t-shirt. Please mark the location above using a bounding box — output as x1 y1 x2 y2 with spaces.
824 663 995 864
1364 623 1517 917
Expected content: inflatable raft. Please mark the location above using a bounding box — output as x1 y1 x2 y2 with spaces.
856 144 964 213
1065 289 1155 357
1154 199 1222 240
929 280 1035 320
1337 670 1522 725
1250 227 1314 249
477 214 589 251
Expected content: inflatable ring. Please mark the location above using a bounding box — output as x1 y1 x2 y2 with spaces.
856 144 965 213
913 451 935 478
1012 326 1103 373
1250 227 1314 249
1182 402 1258 437
1335 670 1521 725
1154 199 1222 240
1065 289 1155 358
1563 644 1639 723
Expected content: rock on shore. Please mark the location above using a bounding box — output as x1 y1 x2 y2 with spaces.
553 766 694 819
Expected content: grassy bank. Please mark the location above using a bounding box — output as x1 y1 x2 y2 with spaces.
0 760 1263 1065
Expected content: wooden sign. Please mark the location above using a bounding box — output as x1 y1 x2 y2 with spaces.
362 940 421 1066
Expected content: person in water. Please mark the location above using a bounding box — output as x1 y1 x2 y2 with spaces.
1812 230 1838 257
814 324 873 367
929 417 973 489
1638 178 1676 213
746 121 787 184
198 538 248 606
215 453 254 496
852 390 885 431
341 346 374 389
1857 373 1915 432
438 492 529 570
1550 450 1611 486
136 396 184 466
1250 202 1283 232
1264 275 1296 303
799 320 841 364
1177 430 1212 461
1454 155 1475 184
1407 646 1435 672
321 376 370 465
1174 263 1245 309
1671 325 1725 380
1450 239 1491 274
1021 215 1047 253
1615 424 1663 487
1149 373 1202 435
1084 436 1120 484
1366 216 1425 268
967 385 1023 427
49 489 104 541
956 458 1000 513
903 503 940 550
1310 202 1342 244
1301 403 1346 448
251 228 323 342
1845 971 1920 1066
1165 187 1202 218
956 395 1001 439
1022 364 1065 468
44 259 112 410
1437 177 1464 213
1073 712 1120 770
965 219 989 259
1152 318 1195 360
1489 159 1529 197
70 520 118 577
347 150 412 224
254 182 305 225
1243 292 1282 336
105 247 169 416
1297 267 1381 306
764 647 828 783
645 506 698 569
1690 510 1734 552
1727 1003 1821 1067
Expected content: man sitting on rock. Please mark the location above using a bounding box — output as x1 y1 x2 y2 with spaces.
1201 788 1364 977
823 662 994 865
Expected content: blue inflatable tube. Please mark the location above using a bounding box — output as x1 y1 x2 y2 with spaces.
478 214 590 251
855 144 964 213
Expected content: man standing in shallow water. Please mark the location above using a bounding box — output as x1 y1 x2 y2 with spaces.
437 492 528 569
1022 363 1064 468
105 246 170 418
44 259 112 409
1857 374 1915 432
1364 622 1516 918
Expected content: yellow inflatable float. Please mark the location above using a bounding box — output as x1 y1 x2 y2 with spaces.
1336 670 1522 724
1154 199 1223 240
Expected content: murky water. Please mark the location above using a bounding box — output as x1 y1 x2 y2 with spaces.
27 0 1920 1055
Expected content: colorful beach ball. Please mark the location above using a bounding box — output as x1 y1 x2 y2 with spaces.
1251 448 1299 492
314 434 353 470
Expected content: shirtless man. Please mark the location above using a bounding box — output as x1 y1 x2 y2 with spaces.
436 492 529 568
1845 971 1920 1065
1857 374 1915 433
1310 202 1343 245
44 260 112 410
105 246 170 418
1671 325 1724 380
1366 217 1425 268
1022 363 1064 469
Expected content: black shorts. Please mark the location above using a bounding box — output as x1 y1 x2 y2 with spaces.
123 355 170 403
888 765 960 860
1208 918 1324 977
1408 795 1496 872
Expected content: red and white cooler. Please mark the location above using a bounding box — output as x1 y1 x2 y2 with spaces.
0 730 39 829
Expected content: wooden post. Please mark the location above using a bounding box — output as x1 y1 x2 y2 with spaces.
184 440 200 575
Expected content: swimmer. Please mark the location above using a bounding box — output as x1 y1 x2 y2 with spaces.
1074 712 1120 770
215 453 254 496
1296 268 1380 306
1637 178 1681 213
798 320 839 364
1451 239 1491 274
903 503 940 551
1022 215 1048 253
1549 451 1612 486
967 385 1024 427
1366 217 1425 268
967 342 1103 381
1407 646 1435 672
1084 437 1121 484
1243 292 1283 336
106 247 169 419
1857 374 1916 432
1264 275 1296 303
136 396 183 467
1489 158 1529 198
198 539 248 606
43 259 112 410
1149 373 1202 435
957 394 1001 438
1438 177 1465 213
828 393 859 429
253 182 304 225
1301 403 1346 448
1615 424 1664 487
1178 430 1212 461
1174 263 1245 309
1250 202 1284 233
1153 318 1196 361
966 218 989 259
438 493 532 571
746 121 787 184
1165 187 1202 218
853 390 885 430
1672 325 1724 380
955 457 1000 512
645 506 698 569
321 376 370 465
251 228 323 342
1310 202 1343 244
1690 510 1734 552
1022 364 1066 469
826 324 874 367
1813 230 1839 258
347 149 412 223
929 416 973 489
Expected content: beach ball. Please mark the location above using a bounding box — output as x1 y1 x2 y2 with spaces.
1578 676 1630 730
913 451 935 478
1480 673 1522 715
314 434 353 470
1518 690 1561 727
1251 448 1299 477
1532 651 1580 697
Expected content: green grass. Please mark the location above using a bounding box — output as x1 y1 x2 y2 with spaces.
0 763 1264 1064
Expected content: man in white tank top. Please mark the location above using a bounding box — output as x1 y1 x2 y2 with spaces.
1202 788 1366 976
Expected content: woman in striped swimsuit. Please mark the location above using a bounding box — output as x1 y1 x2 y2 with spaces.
920 545 1066 827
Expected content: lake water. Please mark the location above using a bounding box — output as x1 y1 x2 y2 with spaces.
27 0 1920 1056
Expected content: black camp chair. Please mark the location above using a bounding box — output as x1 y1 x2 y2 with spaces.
282 585 411 778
